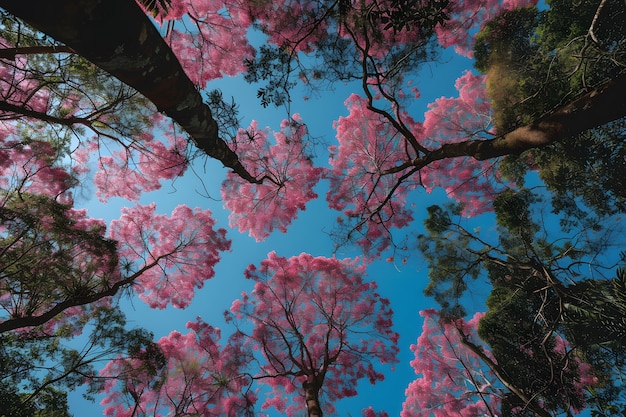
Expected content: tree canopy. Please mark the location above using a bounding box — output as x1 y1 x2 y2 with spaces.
0 0 624 415
417 189 626 414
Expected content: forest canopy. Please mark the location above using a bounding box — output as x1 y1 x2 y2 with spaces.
0 0 624 416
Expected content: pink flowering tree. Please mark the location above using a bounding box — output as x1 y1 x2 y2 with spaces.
0 16 232 342
100 319 256 417
226 252 399 417
0 196 230 335
403 303 602 417
101 251 400 417
403 309 571 417
0 186 230 333
0 112 231 412
325 70 508 255
0 125 114 334
221 115 323 241
402 310 502 417
108 203 230 310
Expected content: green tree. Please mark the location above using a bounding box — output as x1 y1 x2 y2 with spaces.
418 190 626 415
475 1 626 133
0 387 72 417
474 1 626 216
0 306 164 417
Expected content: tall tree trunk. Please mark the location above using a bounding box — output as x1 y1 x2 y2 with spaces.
427 71 626 162
303 376 323 417
0 0 259 183
457 331 553 417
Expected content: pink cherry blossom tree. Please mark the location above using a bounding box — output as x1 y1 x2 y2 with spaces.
221 115 322 240
148 0 255 87
0 129 115 334
0 18 236 409
0 176 231 334
0 81 231 332
100 319 255 417
108 203 231 309
0 17 197 205
227 251 399 417
402 309 502 417
325 70 507 255
403 309 600 417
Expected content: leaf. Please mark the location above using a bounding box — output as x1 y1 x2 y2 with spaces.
138 0 171 17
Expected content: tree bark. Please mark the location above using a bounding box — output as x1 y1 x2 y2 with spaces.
303 376 323 417
457 331 553 417
0 256 164 334
0 45 75 59
428 71 626 162
0 0 259 183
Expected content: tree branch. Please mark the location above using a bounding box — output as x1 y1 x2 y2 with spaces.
456 329 553 417
427 71 626 161
0 257 165 333
0 45 75 59
0 0 261 183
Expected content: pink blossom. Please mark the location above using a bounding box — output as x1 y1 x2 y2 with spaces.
402 309 500 417
326 94 421 255
95 132 189 202
155 0 255 87
222 117 322 240
100 318 254 416
421 71 507 215
227 252 399 416
108 203 230 309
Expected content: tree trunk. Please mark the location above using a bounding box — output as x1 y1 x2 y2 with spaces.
303 376 323 417
426 71 626 162
0 0 259 183
457 331 553 417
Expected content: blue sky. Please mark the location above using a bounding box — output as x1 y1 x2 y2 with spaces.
66 40 498 416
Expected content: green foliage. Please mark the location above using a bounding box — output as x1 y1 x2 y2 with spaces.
474 6 539 74
477 0 626 218
138 0 172 17
492 189 537 244
30 388 72 417
474 6 540 133
418 203 482 317
563 254 626 349
530 121 626 217
418 189 626 414
0 306 163 415
423 204 453 234
476 0 626 132
241 0 441 108
205 89 242 141
244 45 296 108
0 193 119 318
369 0 450 34
479 269 586 416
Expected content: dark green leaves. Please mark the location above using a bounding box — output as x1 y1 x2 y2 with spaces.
423 204 453 234
371 0 450 34
138 0 171 17
419 203 482 317
244 45 295 108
